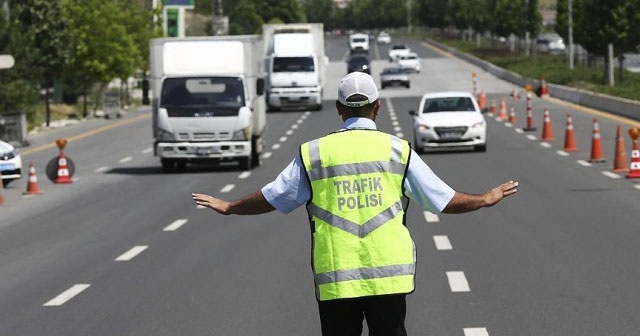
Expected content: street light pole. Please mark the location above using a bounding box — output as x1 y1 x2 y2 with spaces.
407 0 412 34
568 0 574 69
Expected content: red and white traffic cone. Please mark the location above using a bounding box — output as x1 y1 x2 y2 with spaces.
23 162 43 195
497 97 508 121
488 98 496 116
588 118 606 163
627 127 640 178
523 93 536 132
563 114 578 152
56 151 73 184
508 106 517 125
541 108 554 141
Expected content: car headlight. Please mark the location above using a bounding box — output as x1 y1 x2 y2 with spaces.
471 121 485 128
156 128 176 141
232 127 250 141
417 124 430 131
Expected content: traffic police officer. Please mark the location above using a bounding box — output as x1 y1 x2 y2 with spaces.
192 72 518 336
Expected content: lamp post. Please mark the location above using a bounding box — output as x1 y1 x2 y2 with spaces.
568 0 574 69
406 0 412 34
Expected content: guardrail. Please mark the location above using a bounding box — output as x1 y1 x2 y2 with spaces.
427 39 640 122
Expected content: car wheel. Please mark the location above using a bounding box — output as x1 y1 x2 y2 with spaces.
413 134 423 154
381 84 386 89
2 179 11 187
406 83 410 89
475 144 487 152
161 159 175 173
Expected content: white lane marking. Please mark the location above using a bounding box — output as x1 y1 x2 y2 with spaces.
526 134 537 141
601 171 621 179
115 245 148 261
142 147 153 154
634 184 640 190
392 120 399 126
238 171 251 179
297 119 304 124
94 166 109 173
433 235 452 250
423 211 440 223
164 219 187 231
119 156 133 163
556 150 570 156
464 328 489 336
43 284 90 307
272 143 281 150
446 271 471 292
396 132 404 138
196 205 206 209
515 128 524 134
286 130 294 135
577 160 592 167
220 184 235 193
292 124 298 129
394 126 402 132
262 152 273 159
540 142 551 148
279 136 288 142
504 122 513 128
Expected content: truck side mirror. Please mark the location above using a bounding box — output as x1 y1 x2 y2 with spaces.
142 79 150 105
409 110 416 116
256 78 265 96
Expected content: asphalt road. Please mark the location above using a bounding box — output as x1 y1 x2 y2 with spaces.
1 35 640 336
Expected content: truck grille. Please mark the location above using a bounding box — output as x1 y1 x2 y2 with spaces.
176 132 231 141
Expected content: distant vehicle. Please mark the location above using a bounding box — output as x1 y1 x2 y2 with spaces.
410 91 487 153
377 32 391 44
347 54 371 75
389 44 411 62
397 52 421 73
536 35 566 54
380 66 410 89
349 33 370 54
0 140 22 186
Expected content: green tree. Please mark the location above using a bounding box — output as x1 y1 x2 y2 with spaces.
229 0 263 34
302 0 333 26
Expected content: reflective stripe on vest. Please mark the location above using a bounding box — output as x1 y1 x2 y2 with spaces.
301 129 415 301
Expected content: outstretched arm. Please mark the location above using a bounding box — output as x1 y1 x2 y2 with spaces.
442 181 518 214
192 190 276 216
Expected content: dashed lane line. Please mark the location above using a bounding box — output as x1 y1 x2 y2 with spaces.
423 211 440 223
464 328 490 336
115 245 148 261
43 284 90 307
119 156 133 164
446 271 471 292
433 235 452 250
220 184 235 193
238 171 251 179
164 219 187 231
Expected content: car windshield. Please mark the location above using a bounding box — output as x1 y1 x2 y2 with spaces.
383 67 404 74
161 77 245 109
273 56 315 72
392 45 407 50
423 97 476 113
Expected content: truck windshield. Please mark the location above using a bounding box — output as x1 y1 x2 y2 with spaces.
272 57 315 72
160 77 245 110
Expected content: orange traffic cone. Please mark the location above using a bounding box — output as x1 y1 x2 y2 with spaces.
612 125 628 173
511 87 520 100
23 162 43 195
541 108 554 141
627 127 640 178
478 91 486 110
563 114 578 152
539 78 549 97
56 151 73 184
588 118 606 163
497 97 508 120
488 98 496 116
523 93 536 132
508 106 517 125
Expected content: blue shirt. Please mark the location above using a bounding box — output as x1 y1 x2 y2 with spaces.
261 117 455 214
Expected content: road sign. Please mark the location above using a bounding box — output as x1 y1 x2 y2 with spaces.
0 54 15 69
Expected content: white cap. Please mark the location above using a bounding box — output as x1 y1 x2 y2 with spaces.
337 72 379 107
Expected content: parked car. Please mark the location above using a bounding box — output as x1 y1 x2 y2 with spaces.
0 140 23 187
347 54 371 74
397 52 421 73
388 44 411 62
380 66 410 89
536 35 566 54
410 91 487 152
377 31 391 44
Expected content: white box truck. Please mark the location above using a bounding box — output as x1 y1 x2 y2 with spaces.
149 35 266 172
263 23 326 111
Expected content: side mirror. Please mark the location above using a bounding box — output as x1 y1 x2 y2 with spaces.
256 78 265 96
409 110 417 116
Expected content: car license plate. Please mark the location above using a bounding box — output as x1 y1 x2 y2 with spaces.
0 163 14 171
440 132 461 140
196 147 218 155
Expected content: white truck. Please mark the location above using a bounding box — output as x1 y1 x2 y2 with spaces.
148 35 266 172
349 33 370 54
263 23 326 111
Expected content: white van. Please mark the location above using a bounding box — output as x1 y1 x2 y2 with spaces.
349 33 370 54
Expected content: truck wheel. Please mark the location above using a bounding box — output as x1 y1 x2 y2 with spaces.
176 161 187 172
161 159 175 173
251 137 261 168
239 157 252 171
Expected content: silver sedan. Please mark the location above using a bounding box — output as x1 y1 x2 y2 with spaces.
380 66 410 89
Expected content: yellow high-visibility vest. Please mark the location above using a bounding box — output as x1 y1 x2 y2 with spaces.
300 129 415 301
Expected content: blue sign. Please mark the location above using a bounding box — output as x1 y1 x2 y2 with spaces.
163 0 194 5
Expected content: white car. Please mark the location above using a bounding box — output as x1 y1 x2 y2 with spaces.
0 140 23 186
388 44 411 62
349 33 370 54
397 52 420 73
410 92 487 152
377 32 391 44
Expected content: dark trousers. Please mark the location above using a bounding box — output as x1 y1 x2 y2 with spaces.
317 294 408 336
